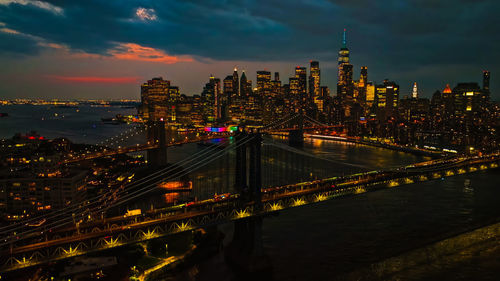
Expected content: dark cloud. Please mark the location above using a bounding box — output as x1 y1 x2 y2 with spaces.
0 31 41 55
0 0 499 97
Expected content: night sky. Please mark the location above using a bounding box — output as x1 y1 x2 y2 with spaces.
1 0 499 100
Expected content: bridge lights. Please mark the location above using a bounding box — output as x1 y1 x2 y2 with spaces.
62 245 79 257
315 194 327 202
104 236 120 248
177 221 192 232
141 229 157 240
15 256 30 265
292 198 306 206
354 187 366 194
235 209 250 218
404 178 414 184
269 203 282 211
388 180 399 187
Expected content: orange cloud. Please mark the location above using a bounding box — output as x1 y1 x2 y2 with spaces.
108 43 193 64
48 75 141 84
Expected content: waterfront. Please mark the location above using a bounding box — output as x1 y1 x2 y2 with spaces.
0 105 138 143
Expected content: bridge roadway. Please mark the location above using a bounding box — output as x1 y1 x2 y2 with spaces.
62 132 233 163
1 153 498 272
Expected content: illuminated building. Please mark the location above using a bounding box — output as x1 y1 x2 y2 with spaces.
451 83 482 115
357 66 368 104
222 76 235 120
309 61 320 98
442 84 454 118
0 169 87 217
201 75 222 120
314 85 329 112
223 75 234 97
400 95 429 122
483 70 490 93
289 77 300 96
430 90 445 127
240 71 252 97
412 82 418 99
375 80 399 120
366 82 375 107
482 70 490 103
295 66 307 97
271 72 282 98
443 84 452 94
359 67 368 87
256 70 272 96
337 29 354 103
233 68 239 98
309 61 322 110
168 86 180 100
140 77 179 121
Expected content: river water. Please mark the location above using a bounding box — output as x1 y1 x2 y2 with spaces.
2 105 499 280
176 144 500 281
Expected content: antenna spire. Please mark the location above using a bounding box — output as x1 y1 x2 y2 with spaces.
342 28 347 47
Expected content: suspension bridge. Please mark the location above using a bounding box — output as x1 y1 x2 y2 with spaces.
1 113 499 273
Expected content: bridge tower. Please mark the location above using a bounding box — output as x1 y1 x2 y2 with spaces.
289 111 304 147
146 120 167 167
226 129 270 273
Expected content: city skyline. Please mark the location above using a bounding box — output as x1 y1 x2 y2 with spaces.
1 0 499 99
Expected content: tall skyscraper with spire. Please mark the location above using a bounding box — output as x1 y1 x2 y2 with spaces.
337 29 353 96
412 82 418 99
337 29 354 116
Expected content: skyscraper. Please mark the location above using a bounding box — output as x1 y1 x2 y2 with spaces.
223 75 233 98
337 29 353 100
359 66 368 87
452 83 482 115
309 61 320 100
295 66 307 97
482 70 490 103
412 82 418 99
271 72 282 98
240 71 249 97
358 66 368 104
483 70 490 92
289 77 300 96
140 77 176 121
201 75 222 120
375 80 399 120
232 68 239 97
256 70 272 96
